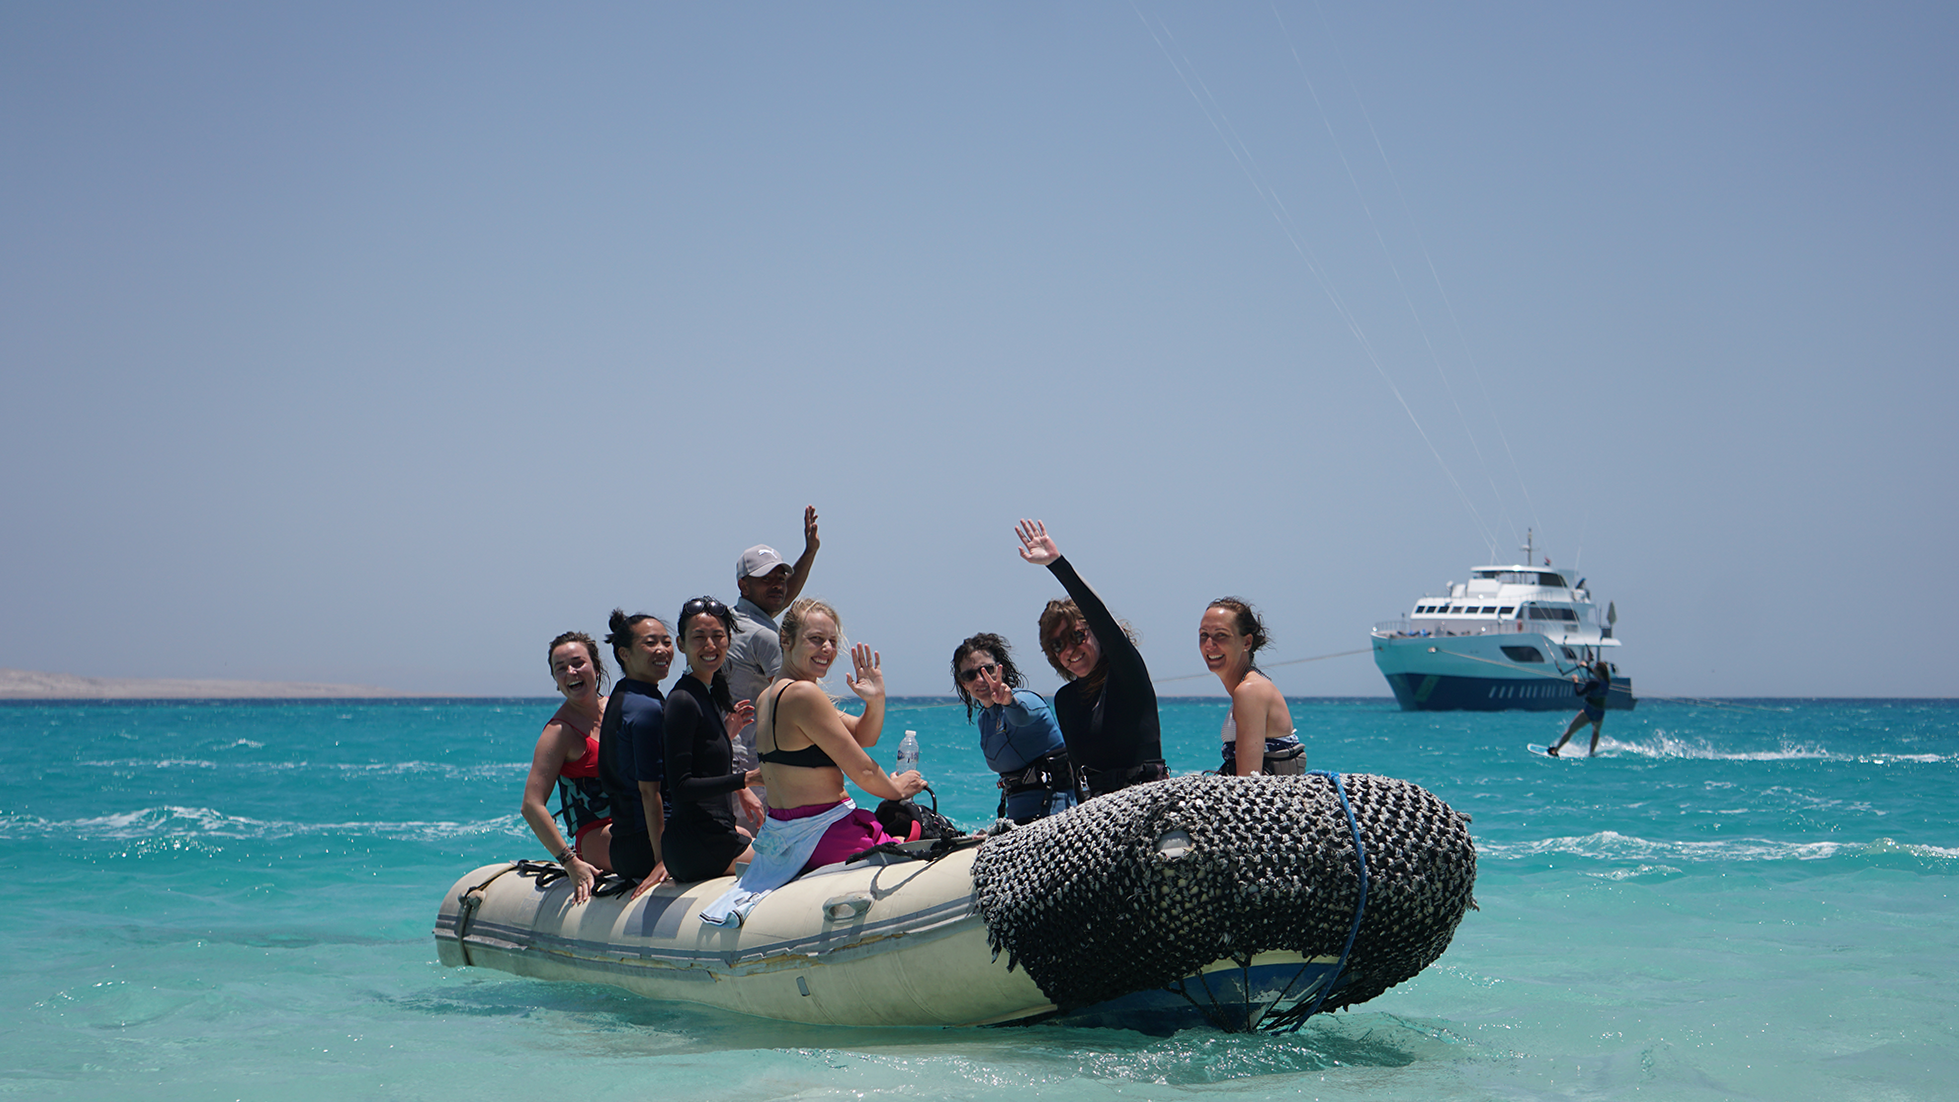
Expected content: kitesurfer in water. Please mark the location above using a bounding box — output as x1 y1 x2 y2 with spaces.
1548 659 1612 757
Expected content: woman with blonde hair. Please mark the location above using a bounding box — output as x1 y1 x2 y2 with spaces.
700 598 925 926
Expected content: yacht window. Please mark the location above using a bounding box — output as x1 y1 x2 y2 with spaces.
1561 647 1577 660
1537 573 1567 587
1481 606 1496 614
1498 606 1515 616
1501 646 1545 663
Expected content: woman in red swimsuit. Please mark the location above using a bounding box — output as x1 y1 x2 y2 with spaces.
520 631 613 903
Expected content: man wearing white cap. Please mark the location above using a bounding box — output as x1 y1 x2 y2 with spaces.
725 506 821 792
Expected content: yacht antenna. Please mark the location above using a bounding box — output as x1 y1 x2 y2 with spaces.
1521 528 1534 567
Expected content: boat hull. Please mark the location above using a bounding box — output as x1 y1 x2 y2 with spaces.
433 851 1338 1030
436 774 1477 1032
1380 671 1635 711
1373 633 1635 712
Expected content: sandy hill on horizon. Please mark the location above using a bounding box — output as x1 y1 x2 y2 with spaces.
0 668 406 700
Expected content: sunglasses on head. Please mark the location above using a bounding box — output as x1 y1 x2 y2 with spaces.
681 596 729 618
958 662 999 684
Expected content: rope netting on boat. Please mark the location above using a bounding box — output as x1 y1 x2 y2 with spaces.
971 772 1475 1031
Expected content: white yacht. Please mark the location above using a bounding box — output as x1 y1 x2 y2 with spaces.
1371 532 1633 711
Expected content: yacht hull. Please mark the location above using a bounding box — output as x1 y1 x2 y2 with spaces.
1373 633 1636 712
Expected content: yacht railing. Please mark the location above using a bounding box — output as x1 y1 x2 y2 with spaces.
1373 618 1601 643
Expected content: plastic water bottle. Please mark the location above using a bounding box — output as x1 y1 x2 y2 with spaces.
896 730 920 773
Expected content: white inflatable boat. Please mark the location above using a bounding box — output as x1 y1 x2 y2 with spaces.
435 773 1477 1032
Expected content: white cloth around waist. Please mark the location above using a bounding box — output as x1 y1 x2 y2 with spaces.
699 798 858 927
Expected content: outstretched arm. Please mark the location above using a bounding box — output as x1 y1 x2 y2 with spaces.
784 505 821 606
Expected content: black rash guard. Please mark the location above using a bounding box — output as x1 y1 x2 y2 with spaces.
1046 557 1163 787
660 673 748 882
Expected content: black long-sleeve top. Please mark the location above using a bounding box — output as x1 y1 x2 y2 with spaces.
1046 556 1162 771
662 673 742 831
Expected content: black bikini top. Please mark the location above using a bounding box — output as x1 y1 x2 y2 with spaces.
756 685 839 769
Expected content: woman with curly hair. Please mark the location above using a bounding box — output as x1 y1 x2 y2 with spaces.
951 632 1076 823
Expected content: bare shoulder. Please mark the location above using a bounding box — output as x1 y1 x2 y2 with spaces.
778 679 832 714
1233 672 1285 708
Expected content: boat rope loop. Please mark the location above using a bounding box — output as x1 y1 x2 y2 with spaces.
1262 770 1368 1033
970 773 1474 1031
453 862 525 966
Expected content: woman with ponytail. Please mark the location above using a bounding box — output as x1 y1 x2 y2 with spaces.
1198 597 1302 776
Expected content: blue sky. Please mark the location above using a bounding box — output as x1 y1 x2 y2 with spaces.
3 3 1954 698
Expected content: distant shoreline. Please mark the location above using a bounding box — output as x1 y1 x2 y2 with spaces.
0 668 408 700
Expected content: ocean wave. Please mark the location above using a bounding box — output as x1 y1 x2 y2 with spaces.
1481 830 1959 865
1612 733 1959 766
0 805 529 843
74 758 525 780
1611 733 1835 761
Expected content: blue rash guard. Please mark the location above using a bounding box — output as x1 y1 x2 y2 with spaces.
977 689 1076 822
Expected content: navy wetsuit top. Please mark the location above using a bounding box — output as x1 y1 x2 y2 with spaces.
597 678 665 837
1046 557 1162 772
1578 673 1609 710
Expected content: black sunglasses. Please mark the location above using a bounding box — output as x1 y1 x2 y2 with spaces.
680 596 730 619
958 662 1000 684
1048 628 1089 653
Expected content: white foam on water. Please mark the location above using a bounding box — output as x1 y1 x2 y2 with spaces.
1608 732 1837 761
1480 829 1959 865
0 805 524 843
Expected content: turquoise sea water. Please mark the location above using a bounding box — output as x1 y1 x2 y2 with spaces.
3 696 1954 1101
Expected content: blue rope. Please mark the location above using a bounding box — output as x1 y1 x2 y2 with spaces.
1288 770 1370 1028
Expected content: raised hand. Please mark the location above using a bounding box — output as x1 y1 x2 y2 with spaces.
844 643 884 704
1016 519 1060 566
803 505 820 554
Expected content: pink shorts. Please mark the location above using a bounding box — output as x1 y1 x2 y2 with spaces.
770 802 900 873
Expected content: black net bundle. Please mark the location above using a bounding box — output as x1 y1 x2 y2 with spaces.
969 772 1475 1020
